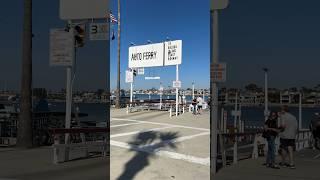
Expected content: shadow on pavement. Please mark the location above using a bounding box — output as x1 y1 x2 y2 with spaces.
116 131 180 180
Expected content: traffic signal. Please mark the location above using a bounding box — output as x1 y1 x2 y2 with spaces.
133 69 137 76
74 24 85 47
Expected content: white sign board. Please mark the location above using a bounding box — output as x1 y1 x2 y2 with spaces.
172 81 181 88
128 43 164 68
60 0 109 20
89 23 109 41
49 29 74 66
164 40 182 66
211 63 227 82
137 68 144 75
145 77 160 80
231 110 241 117
125 70 133 83
211 0 229 10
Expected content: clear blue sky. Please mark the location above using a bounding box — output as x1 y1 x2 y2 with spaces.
110 0 210 91
1 0 320 91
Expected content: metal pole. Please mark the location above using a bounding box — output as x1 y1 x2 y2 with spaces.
299 92 302 130
160 83 163 110
65 20 74 144
115 0 121 108
192 82 195 100
130 82 133 106
234 92 238 128
176 64 179 117
264 69 269 121
210 9 219 176
17 0 33 148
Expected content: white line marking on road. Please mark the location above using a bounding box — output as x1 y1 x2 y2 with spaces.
112 118 209 132
110 126 174 138
148 132 210 147
314 153 320 159
110 122 144 128
110 140 210 166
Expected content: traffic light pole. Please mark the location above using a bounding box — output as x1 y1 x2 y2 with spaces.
65 20 74 144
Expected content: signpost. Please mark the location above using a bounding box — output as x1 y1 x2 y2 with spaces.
49 29 74 66
210 0 229 176
125 70 134 105
89 23 109 41
58 0 110 148
127 40 183 117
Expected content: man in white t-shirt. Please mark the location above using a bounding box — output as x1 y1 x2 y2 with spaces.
279 105 298 169
197 96 203 114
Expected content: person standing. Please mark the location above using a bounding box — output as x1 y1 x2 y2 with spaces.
264 112 280 169
191 98 197 115
197 96 203 115
278 105 298 169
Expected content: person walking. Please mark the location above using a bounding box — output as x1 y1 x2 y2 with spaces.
278 105 298 169
263 112 280 169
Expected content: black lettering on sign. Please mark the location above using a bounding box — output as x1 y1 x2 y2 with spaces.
91 25 98 34
131 53 142 61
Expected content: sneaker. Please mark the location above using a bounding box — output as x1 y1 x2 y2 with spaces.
279 162 287 167
271 165 280 169
288 164 296 169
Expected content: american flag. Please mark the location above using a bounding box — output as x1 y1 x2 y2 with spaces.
109 12 118 24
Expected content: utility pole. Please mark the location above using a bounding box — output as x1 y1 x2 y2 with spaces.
115 0 121 108
17 0 33 148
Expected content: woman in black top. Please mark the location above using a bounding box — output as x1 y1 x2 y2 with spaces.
264 112 280 168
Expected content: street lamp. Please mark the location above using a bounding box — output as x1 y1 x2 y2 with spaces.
263 68 269 121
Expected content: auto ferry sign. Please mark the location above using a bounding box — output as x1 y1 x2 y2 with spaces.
128 43 164 68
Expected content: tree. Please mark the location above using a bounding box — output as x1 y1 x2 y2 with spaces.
245 83 260 92
17 0 33 148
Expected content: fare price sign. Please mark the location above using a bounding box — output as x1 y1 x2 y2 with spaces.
125 70 133 83
211 63 226 83
164 40 182 66
49 28 74 66
89 23 109 41
172 81 181 88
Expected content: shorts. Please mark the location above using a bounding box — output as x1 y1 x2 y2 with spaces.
280 138 295 150
198 105 202 109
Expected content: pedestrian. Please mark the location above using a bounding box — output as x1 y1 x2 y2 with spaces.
263 111 280 169
191 98 197 115
310 113 320 150
278 105 298 169
197 96 203 114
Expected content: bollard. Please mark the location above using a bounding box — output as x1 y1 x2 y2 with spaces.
252 134 259 159
189 105 192 112
53 134 60 164
169 107 172 118
233 132 238 164
183 106 185 114
126 105 129 114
